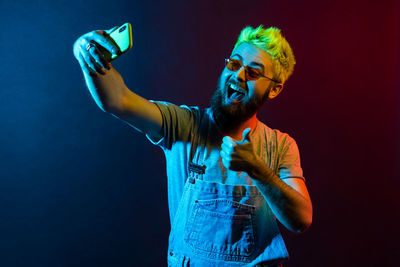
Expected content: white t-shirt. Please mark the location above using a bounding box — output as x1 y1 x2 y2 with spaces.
147 101 305 224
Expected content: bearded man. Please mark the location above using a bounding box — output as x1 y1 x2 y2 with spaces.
73 25 313 267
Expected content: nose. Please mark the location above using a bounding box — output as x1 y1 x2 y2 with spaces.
235 65 247 82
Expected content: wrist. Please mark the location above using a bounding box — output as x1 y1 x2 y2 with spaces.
248 157 269 180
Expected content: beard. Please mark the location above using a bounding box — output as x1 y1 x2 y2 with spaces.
209 76 270 134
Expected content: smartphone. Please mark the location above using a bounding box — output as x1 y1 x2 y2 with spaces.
101 22 133 61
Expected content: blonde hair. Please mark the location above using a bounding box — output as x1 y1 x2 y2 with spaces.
233 25 296 83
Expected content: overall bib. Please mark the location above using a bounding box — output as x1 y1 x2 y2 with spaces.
167 112 289 267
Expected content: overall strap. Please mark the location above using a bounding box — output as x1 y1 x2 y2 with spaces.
187 109 209 180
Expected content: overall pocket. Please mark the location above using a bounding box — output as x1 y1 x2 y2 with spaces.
184 198 256 260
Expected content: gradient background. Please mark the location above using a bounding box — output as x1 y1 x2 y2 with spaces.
1 0 399 266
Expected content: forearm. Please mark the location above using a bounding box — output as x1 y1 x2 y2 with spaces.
82 64 128 112
249 159 312 233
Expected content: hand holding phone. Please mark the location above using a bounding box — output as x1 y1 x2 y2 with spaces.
102 22 133 61
73 22 133 76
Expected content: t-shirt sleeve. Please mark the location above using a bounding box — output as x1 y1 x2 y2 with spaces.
277 136 305 182
146 100 197 150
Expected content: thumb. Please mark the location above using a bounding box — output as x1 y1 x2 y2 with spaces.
240 128 252 143
105 26 118 35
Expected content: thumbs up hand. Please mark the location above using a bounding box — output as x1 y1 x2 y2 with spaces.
237 127 251 144
220 128 261 173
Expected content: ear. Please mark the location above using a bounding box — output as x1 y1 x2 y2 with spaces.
267 83 284 99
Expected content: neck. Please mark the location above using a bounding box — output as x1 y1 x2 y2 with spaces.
217 113 258 140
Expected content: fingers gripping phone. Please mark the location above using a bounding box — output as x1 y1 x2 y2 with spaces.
101 22 133 62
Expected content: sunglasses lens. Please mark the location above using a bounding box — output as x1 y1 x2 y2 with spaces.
226 59 241 71
246 67 261 80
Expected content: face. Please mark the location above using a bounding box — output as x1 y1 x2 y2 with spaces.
210 42 282 132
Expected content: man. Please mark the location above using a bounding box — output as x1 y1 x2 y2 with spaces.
73 25 312 266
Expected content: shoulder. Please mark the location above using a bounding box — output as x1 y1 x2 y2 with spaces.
150 100 201 113
149 100 205 122
256 121 297 145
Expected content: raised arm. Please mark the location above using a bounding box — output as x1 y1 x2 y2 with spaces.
72 26 163 140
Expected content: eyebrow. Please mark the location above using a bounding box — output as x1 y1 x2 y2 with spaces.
231 53 265 72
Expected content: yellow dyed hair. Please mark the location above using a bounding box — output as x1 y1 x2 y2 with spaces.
233 25 296 83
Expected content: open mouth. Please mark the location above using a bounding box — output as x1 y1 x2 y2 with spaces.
227 83 246 102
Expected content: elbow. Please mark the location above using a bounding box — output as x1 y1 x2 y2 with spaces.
296 199 313 233
287 205 313 233
294 217 312 233
282 217 312 234
285 217 312 234
294 207 313 233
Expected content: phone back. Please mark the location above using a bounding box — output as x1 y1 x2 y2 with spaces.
109 22 133 60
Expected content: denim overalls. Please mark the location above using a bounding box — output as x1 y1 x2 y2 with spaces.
166 112 289 267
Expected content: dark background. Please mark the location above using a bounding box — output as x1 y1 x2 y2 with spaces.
1 0 399 266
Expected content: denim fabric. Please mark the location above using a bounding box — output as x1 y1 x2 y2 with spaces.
167 176 288 266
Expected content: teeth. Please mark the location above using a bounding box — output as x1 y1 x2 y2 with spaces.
229 84 246 95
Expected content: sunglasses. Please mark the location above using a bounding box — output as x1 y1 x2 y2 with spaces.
225 58 281 83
